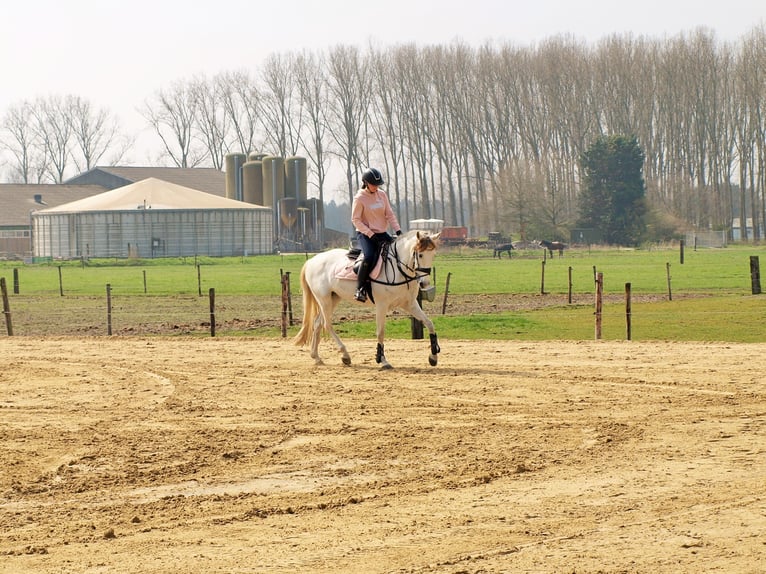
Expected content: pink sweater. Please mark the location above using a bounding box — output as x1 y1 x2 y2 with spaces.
351 188 401 237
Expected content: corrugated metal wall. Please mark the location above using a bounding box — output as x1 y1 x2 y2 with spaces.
33 209 273 258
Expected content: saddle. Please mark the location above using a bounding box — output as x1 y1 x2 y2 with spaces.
336 243 389 281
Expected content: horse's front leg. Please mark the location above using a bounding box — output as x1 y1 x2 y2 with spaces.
407 299 440 367
374 305 393 370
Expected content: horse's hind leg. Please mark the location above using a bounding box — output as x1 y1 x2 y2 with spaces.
317 294 351 365
309 315 324 365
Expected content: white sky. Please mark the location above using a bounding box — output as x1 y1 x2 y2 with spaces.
2 0 765 166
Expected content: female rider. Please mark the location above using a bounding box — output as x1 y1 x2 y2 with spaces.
350 167 402 302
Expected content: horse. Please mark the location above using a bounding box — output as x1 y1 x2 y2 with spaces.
294 231 441 369
538 239 567 257
493 242 514 259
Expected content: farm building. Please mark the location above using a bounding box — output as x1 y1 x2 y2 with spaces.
32 178 273 259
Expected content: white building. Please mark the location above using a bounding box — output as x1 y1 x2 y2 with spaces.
32 178 273 258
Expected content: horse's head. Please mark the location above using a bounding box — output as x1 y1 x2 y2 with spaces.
411 231 439 295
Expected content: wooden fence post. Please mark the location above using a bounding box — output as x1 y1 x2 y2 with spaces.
209 288 216 337
441 272 451 315
197 264 202 297
284 271 293 326
750 256 761 295
1 277 13 336
680 239 685 264
568 266 573 304
106 283 112 336
625 282 632 341
595 272 603 340
13 268 19 294
666 262 672 301
280 273 289 338
58 266 64 296
540 260 546 295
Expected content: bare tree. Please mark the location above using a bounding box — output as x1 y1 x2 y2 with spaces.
141 80 208 167
293 51 331 204
259 53 303 158
1 101 49 183
188 75 230 169
28 95 75 183
217 70 262 155
67 95 129 173
325 45 370 207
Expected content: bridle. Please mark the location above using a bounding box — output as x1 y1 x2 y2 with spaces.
370 236 434 288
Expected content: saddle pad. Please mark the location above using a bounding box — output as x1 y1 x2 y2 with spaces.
334 255 384 281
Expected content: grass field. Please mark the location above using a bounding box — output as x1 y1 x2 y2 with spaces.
1 243 765 341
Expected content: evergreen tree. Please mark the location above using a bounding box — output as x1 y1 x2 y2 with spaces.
578 135 647 246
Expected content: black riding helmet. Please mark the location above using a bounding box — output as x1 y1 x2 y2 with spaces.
361 167 385 188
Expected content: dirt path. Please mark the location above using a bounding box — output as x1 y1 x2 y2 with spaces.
1 336 765 573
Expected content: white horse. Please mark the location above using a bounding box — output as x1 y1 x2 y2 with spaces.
294 231 441 369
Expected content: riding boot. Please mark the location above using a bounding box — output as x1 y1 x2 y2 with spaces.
355 259 372 302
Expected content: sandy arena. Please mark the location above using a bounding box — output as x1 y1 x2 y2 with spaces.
1 336 765 573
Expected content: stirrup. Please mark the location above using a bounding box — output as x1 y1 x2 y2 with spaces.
354 288 367 302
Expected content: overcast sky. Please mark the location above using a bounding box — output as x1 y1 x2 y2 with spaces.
2 0 764 166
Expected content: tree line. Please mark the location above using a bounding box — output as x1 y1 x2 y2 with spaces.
2 26 765 241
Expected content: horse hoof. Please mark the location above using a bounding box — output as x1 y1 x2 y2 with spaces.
381 363 394 370
428 355 438 366
342 356 351 366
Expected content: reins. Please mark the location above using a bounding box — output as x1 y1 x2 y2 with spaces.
369 236 432 288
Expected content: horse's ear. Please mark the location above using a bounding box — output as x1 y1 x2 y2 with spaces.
432 232 440 242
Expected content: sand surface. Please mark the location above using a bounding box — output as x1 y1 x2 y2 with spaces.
1 336 765 573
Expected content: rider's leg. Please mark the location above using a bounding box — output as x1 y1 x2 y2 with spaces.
355 259 372 302
355 233 377 302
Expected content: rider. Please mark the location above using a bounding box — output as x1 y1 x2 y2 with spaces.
351 167 402 303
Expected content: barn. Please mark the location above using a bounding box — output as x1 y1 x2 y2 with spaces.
32 178 273 259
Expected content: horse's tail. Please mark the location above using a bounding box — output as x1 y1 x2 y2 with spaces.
293 264 319 347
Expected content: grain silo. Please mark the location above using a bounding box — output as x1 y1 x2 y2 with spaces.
242 160 264 205
304 197 324 249
224 153 247 201
261 156 284 208
284 156 307 203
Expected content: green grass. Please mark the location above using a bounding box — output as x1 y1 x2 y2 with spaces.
2 245 766 341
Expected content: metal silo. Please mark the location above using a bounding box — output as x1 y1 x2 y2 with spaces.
284 156 307 203
224 153 247 201
242 160 264 205
261 156 284 208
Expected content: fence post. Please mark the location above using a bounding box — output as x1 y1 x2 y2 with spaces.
625 282 632 341
568 266 573 304
540 260 546 295
441 272 452 315
680 239 685 264
197 264 202 297
209 288 216 337
750 256 762 294
106 283 112 336
281 273 289 338
666 262 672 301
13 268 19 294
58 266 64 296
1 277 13 336
285 271 293 326
594 272 603 340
